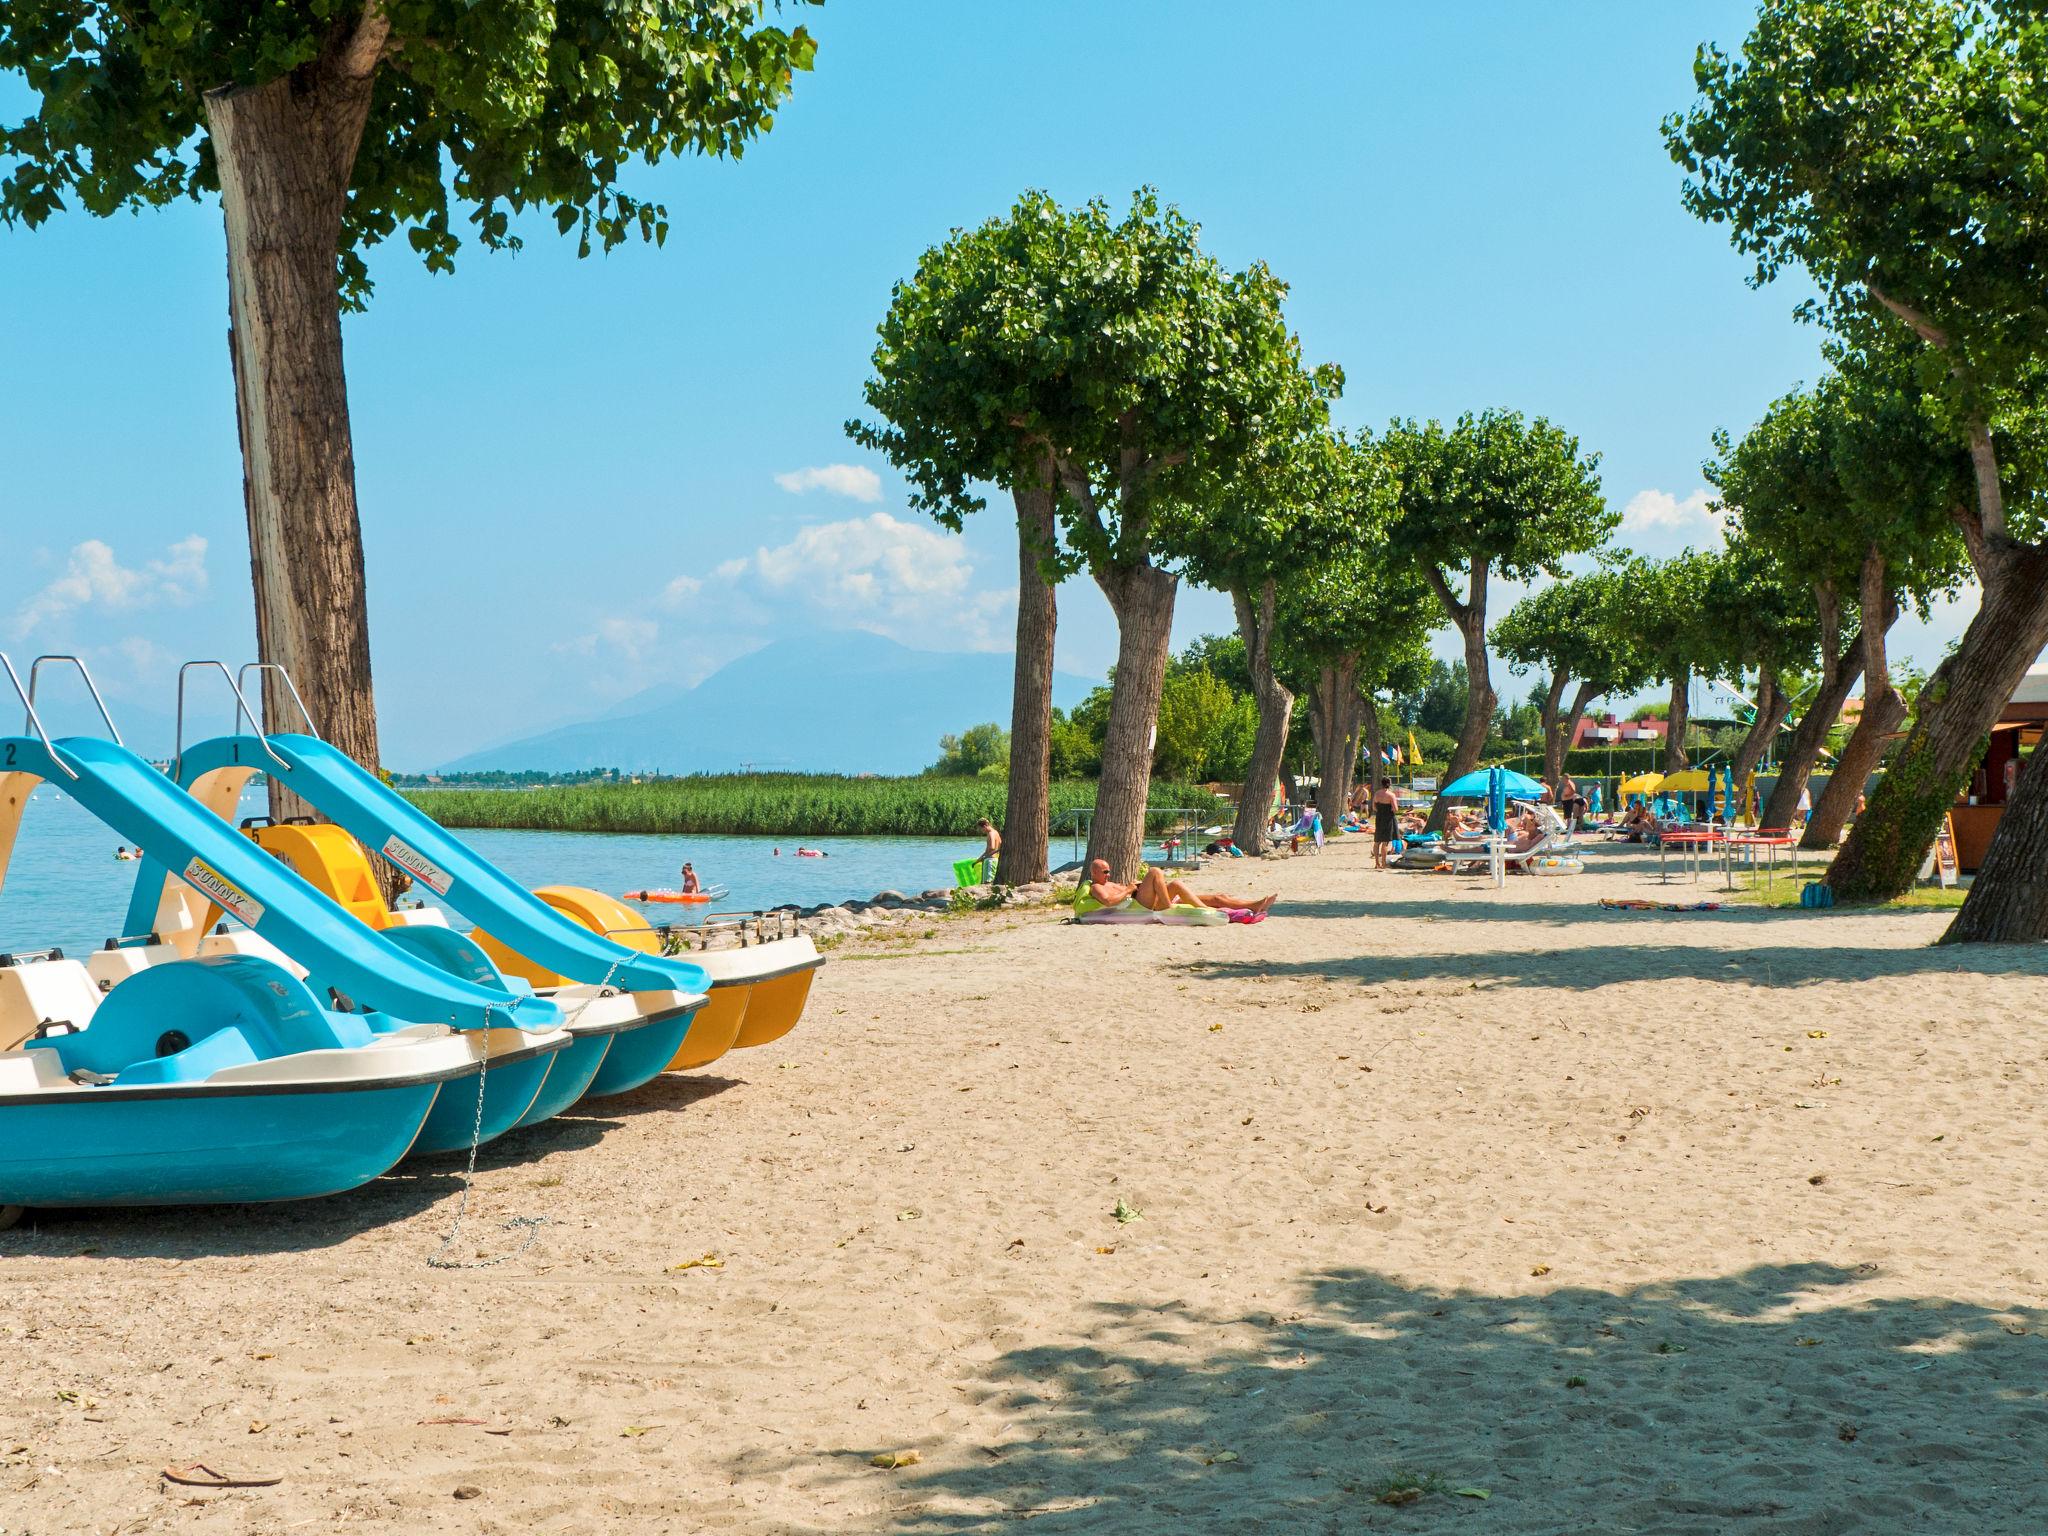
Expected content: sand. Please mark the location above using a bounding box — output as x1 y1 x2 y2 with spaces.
5 834 2048 1534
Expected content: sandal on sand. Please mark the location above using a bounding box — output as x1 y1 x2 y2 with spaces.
162 1463 283 1489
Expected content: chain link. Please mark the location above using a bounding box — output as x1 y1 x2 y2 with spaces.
424 958 629 1270
427 1001 545 1270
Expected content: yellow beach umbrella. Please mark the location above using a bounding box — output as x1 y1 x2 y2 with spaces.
1618 772 1665 797
1660 769 1713 791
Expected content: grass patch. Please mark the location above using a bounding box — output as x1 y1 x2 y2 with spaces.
1732 880 1967 912
405 774 1223 840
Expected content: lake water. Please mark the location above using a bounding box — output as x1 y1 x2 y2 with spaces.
0 782 1127 959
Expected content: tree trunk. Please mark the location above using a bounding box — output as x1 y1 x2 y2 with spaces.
1537 671 1570 788
1423 559 1494 832
1804 557 1899 851
1085 560 1177 879
1942 738 2048 943
1547 679 1596 791
1802 690 1906 850
1230 579 1292 855
1307 658 1363 821
1362 693 1384 800
1760 586 1862 830
1830 538 2048 901
1730 670 1791 793
206 40 393 886
1661 671 1691 774
997 475 1057 885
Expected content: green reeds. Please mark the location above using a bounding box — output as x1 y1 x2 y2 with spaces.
403 775 1225 839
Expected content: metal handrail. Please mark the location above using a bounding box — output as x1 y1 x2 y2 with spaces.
174 661 287 783
27 654 124 748
235 662 322 740
0 651 76 780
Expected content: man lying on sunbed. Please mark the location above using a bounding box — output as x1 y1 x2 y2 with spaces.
1086 859 1276 915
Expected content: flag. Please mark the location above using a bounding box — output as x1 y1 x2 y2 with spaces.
1408 730 1422 766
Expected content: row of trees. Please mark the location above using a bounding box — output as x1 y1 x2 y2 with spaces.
1666 0 2048 941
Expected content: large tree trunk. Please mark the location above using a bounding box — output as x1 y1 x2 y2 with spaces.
1230 579 1292 854
997 474 1058 884
1942 738 2048 943
1362 693 1384 799
1423 558 1494 832
1085 560 1177 878
1661 671 1691 775
1547 678 1596 791
1730 669 1791 794
1830 538 2048 902
206 37 387 830
1537 671 1570 788
1803 558 1900 851
1760 586 1863 830
1307 658 1363 822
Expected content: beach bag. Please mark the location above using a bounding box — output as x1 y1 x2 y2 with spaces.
1799 881 1834 909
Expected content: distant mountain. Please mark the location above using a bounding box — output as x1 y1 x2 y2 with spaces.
435 632 1097 776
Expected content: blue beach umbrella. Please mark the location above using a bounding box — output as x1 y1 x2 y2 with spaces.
1440 767 1546 800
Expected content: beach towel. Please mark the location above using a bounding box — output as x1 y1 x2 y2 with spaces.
1598 898 1722 913
1075 904 1231 926
1073 886 1231 926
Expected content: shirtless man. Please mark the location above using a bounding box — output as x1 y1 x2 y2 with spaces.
1086 859 1276 914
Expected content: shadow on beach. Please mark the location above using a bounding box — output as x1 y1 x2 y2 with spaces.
1173 938 2048 994
812 1262 2048 1534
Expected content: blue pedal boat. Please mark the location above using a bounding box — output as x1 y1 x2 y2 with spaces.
0 952 484 1207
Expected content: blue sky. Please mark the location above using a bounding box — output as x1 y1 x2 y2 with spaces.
0 2 1976 765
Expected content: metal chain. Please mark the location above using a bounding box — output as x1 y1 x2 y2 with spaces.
427 1002 544 1270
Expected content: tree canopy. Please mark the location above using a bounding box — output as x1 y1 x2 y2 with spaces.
1381 411 1615 608
851 187 1332 561
0 0 821 304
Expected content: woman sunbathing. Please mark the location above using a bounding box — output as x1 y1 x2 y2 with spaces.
1086 859 1276 915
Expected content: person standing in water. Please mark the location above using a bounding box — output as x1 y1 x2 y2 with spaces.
679 861 701 894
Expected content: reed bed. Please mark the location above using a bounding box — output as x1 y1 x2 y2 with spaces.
404 774 1226 839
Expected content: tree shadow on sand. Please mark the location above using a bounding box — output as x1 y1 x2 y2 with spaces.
1175 940 2048 994
806 1263 2048 1534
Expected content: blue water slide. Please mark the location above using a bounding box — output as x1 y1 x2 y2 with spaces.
6 734 560 1033
169 732 709 995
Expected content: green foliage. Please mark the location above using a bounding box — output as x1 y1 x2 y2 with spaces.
1177 633 1252 697
1620 549 1727 687
0 1 820 306
406 773 1224 840
1397 660 1468 737
850 187 1330 568
1270 432 1440 697
1047 707 1098 780
1491 566 1650 704
928 722 1009 778
1381 411 1616 596
1153 666 1256 781
1665 0 2048 453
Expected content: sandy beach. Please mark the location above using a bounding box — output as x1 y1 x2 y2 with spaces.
6 834 2047 1534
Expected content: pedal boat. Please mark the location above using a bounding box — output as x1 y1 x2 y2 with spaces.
0 950 490 1208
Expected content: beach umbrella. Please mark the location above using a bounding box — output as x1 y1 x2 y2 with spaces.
1617 771 1664 797
1441 767 1546 799
1661 769 1713 792
1487 765 1506 832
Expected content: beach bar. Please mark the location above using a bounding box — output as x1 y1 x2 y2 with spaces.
1951 662 2048 871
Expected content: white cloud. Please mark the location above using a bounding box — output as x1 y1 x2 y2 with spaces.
773 463 883 503
656 513 1011 650
1620 488 1724 538
12 535 209 637
552 616 659 661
